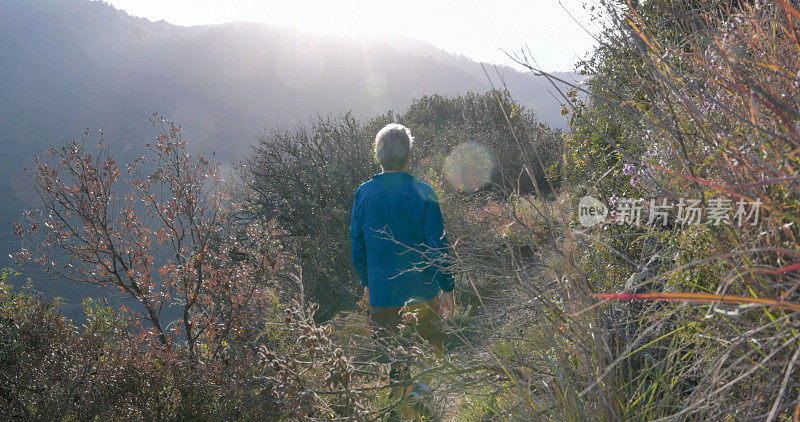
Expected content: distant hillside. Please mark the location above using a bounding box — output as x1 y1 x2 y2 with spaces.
0 0 575 315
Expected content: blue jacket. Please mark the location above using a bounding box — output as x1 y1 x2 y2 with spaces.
350 172 455 307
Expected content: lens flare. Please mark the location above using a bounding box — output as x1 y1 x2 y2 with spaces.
275 40 324 89
365 73 387 98
444 142 494 192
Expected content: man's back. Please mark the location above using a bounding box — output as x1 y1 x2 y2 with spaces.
349 171 454 307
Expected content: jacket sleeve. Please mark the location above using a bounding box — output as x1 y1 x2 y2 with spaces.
422 189 455 292
349 191 368 287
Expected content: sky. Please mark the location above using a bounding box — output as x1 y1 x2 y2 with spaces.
102 0 600 72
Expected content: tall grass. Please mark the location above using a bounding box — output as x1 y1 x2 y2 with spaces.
263 2 800 417
430 0 800 420
21 1 795 419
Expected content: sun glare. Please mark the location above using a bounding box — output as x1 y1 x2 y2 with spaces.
104 0 597 71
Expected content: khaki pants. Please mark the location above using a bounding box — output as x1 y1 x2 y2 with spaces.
369 295 445 361
370 296 444 420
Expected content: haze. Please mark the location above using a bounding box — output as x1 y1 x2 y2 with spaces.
102 0 598 71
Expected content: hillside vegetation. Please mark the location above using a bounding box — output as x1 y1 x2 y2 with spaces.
3 0 800 421
0 0 573 316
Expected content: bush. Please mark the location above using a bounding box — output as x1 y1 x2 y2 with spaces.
526 0 800 419
247 112 386 317
9 117 293 419
14 116 289 361
403 91 563 196
246 93 563 316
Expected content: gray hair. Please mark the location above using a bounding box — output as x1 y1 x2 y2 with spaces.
374 124 414 171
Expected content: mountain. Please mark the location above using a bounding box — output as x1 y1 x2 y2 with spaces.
0 0 575 316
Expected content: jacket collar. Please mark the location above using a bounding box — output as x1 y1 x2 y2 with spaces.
372 171 412 179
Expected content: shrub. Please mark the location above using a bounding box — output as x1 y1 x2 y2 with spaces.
247 112 385 317
517 0 800 419
245 93 563 316
403 91 563 196
10 116 292 418
13 116 289 361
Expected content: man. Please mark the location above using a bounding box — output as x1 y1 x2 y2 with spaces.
349 123 455 355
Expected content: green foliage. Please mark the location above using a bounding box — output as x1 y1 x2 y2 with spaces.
248 112 385 317
0 270 286 420
17 0 800 414
247 92 563 318
403 91 563 196
556 0 800 419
